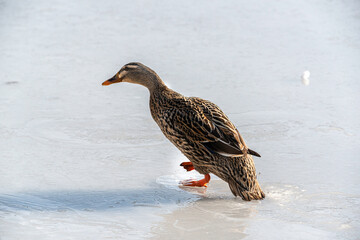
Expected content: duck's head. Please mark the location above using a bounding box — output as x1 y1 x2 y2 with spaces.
102 62 163 91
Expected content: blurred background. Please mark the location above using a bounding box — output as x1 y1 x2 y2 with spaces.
0 0 359 239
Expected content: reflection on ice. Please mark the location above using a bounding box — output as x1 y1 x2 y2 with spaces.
0 187 199 239
0 188 197 212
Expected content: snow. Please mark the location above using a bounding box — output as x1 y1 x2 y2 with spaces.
0 0 359 239
302 70 310 86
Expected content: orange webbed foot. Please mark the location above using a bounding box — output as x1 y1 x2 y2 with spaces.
181 174 211 187
180 162 194 172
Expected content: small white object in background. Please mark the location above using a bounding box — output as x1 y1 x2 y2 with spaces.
301 70 310 86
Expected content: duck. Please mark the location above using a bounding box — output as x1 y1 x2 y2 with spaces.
102 62 265 201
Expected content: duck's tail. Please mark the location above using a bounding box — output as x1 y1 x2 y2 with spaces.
222 154 265 201
228 178 265 201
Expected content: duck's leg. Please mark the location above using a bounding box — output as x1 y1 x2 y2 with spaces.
181 174 211 187
180 162 194 171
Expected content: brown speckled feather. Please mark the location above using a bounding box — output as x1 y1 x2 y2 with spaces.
150 88 265 200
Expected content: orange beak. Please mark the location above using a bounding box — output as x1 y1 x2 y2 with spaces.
102 75 119 86
102 80 112 86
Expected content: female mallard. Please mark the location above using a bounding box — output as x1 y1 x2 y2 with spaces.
102 62 265 201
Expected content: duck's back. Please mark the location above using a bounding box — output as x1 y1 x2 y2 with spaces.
149 88 215 164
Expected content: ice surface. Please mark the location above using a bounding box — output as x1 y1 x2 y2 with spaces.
0 0 359 239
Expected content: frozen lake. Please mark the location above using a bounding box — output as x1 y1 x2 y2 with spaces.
0 0 359 239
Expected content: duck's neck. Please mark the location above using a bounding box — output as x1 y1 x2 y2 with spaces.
143 76 168 94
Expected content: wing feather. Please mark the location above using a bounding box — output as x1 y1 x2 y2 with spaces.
169 97 259 157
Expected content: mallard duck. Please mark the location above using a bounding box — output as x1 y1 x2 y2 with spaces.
102 62 265 201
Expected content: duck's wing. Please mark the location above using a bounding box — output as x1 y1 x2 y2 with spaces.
172 97 260 158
